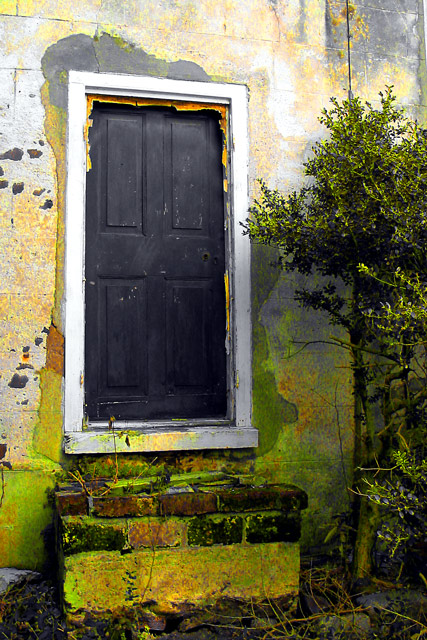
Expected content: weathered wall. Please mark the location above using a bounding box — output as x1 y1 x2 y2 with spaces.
0 0 425 568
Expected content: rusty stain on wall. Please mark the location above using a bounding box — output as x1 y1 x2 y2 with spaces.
45 324 64 376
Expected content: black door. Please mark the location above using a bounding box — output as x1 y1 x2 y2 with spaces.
84 102 227 421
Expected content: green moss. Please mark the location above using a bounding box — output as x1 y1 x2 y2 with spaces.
217 485 307 513
111 34 134 51
63 542 300 617
32 369 64 465
251 244 298 456
188 515 243 546
0 471 57 569
245 512 301 544
72 454 167 479
61 516 127 555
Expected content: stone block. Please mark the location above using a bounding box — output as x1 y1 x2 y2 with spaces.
217 485 308 513
128 518 184 548
245 513 301 544
56 491 87 516
63 542 300 619
159 491 217 516
0 568 41 595
91 494 158 517
61 516 127 555
187 515 243 546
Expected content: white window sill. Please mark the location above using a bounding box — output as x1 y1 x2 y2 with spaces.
63 424 258 454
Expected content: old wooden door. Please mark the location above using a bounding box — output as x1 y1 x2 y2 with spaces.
84 102 227 422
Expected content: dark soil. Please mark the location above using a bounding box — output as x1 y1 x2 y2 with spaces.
0 574 66 639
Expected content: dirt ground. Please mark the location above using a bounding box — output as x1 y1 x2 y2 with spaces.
1 569 427 640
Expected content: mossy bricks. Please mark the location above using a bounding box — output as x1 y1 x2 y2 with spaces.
56 482 307 517
56 491 87 516
246 513 301 543
159 491 217 516
61 516 127 555
187 515 243 546
56 481 307 622
128 519 185 548
92 494 158 517
217 485 308 513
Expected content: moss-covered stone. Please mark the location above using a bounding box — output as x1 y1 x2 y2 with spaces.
61 516 127 555
217 485 308 513
128 518 185 548
91 494 158 517
159 492 217 516
245 512 301 544
188 515 243 546
56 491 87 516
0 470 57 569
63 543 300 618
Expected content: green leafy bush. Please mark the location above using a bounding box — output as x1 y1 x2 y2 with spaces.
245 87 427 578
364 450 427 560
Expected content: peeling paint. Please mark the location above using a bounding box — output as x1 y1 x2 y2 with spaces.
85 93 227 172
12 182 24 194
27 149 43 158
0 148 24 161
40 199 53 209
8 373 29 389
224 271 230 337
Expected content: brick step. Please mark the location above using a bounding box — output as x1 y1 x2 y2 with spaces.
55 481 307 625
57 482 308 517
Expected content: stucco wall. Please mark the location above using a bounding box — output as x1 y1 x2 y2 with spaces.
0 0 425 568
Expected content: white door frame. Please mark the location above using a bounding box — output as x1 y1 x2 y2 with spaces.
63 71 256 454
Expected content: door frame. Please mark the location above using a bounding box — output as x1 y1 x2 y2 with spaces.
63 71 256 453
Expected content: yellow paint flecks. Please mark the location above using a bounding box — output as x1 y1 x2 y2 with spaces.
224 270 230 335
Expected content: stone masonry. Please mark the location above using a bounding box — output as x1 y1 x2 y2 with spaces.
56 481 307 626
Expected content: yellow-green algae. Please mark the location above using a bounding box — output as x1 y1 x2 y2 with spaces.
63 543 300 616
61 516 127 555
0 471 57 570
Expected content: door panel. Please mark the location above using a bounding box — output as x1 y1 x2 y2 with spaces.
104 280 146 390
106 116 143 229
85 103 227 421
166 280 211 391
169 119 207 231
